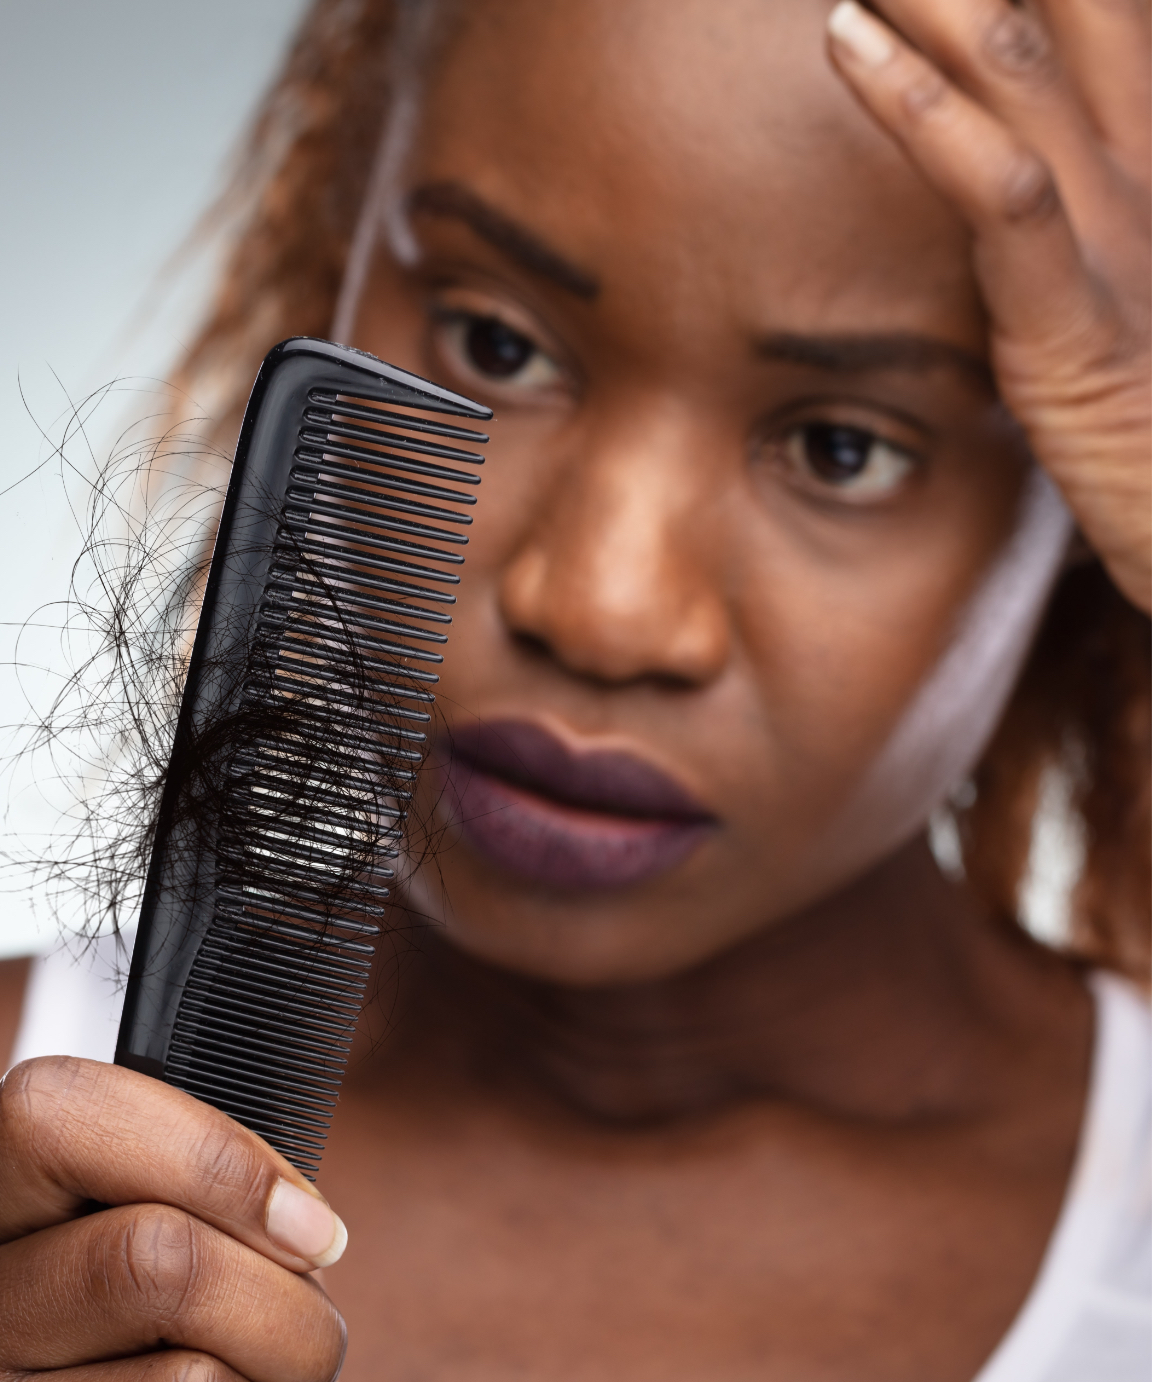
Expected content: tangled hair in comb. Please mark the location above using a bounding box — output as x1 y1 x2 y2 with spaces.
2 375 445 989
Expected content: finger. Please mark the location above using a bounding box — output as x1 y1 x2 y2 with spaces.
826 2 1102 345
1036 0 1151 171
0 1203 345 1382
0 1057 346 1273
867 0 1131 222
829 1 1151 611
19 1350 243 1381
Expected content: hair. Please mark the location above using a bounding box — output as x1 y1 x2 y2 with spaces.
165 0 1149 979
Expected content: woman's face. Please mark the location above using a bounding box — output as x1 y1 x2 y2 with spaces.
352 0 1029 985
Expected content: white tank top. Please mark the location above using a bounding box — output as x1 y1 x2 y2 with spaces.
9 942 1151 1381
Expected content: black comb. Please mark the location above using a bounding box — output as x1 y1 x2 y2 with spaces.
115 338 490 1178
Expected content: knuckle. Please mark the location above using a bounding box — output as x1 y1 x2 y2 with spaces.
900 69 950 121
101 1203 203 1324
183 1109 264 1207
995 152 1061 224
981 7 1055 81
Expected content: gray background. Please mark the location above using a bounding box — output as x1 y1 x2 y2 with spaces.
1 0 310 954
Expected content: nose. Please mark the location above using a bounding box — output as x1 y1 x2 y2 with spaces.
498 401 731 687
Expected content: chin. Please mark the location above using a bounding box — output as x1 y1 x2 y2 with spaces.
396 845 762 988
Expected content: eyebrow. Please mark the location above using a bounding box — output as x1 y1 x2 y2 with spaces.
408 180 600 301
405 182 990 385
756 331 994 390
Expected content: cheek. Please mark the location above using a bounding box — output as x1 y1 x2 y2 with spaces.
724 442 1025 794
736 520 983 792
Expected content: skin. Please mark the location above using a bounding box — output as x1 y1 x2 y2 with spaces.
0 0 1147 1378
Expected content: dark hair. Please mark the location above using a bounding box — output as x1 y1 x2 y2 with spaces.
169 0 1149 979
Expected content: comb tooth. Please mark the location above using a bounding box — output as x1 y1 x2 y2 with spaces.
228 793 405 835
289 477 473 528
275 534 460 592
213 912 381 949
304 416 484 466
192 945 368 991
175 1011 353 1064
241 730 423 771
173 1040 353 1097
296 438 481 487
244 680 432 720
292 478 473 530
196 945 371 994
194 951 367 995
203 912 377 954
220 832 398 873
165 1072 333 1141
305 399 488 452
261 608 449 652
229 762 410 806
172 1065 343 1118
261 592 450 644
183 938 369 987
234 700 426 746
176 991 357 1048
182 977 362 1025
268 620 445 664
170 1043 344 1103
280 512 467 568
244 674 433 717
220 863 396 902
290 457 477 509
169 1046 350 1103
318 382 490 424
265 578 452 630
203 918 376 959
265 573 453 626
284 494 470 547
307 390 489 443
267 659 438 698
213 900 380 945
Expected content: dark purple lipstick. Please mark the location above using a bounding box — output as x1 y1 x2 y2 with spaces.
433 720 715 891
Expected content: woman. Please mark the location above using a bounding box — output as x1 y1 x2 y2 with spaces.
0 0 1147 1377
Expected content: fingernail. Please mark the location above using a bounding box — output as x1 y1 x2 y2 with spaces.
828 1 896 67
266 1178 348 1268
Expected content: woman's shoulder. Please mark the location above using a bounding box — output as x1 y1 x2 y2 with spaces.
978 970 1151 1383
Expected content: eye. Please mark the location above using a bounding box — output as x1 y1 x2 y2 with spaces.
433 311 562 394
781 422 916 502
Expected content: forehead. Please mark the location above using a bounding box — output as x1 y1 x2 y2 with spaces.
410 0 983 347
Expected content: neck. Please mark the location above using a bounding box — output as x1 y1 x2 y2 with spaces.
369 837 1083 1127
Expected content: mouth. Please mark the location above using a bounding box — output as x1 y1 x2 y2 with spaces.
432 719 716 891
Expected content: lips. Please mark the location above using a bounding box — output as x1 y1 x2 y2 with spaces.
432 720 715 891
